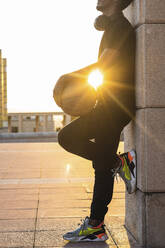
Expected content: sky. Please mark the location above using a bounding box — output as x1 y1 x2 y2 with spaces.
0 0 103 113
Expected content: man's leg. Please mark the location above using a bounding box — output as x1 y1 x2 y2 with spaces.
61 104 129 241
58 103 122 164
58 103 124 223
58 105 104 161
89 120 122 223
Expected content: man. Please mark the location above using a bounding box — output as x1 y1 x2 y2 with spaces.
55 0 136 242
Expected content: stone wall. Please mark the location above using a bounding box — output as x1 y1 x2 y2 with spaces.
124 1 165 247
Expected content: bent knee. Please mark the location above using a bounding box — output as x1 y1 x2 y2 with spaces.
58 127 72 150
58 128 65 147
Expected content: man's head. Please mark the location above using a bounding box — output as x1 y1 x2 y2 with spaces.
96 0 133 13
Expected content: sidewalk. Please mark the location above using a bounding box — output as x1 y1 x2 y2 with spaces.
0 142 139 248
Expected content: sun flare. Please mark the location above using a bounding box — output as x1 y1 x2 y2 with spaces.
88 69 103 90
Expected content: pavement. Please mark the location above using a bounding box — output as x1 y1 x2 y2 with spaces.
0 142 139 248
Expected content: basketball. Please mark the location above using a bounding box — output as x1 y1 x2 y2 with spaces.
53 74 97 116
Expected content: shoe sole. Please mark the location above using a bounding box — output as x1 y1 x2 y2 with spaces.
63 234 108 242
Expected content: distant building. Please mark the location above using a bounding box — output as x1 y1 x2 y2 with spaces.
0 50 8 132
8 112 71 133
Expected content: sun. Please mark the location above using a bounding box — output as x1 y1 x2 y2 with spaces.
88 69 103 90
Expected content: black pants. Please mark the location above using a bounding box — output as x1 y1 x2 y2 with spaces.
58 101 130 221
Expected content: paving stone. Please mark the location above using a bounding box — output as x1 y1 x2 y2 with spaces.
0 209 36 219
0 184 40 189
4 194 38 201
39 199 91 208
113 182 125 193
105 216 125 229
0 142 127 246
36 218 80 231
39 193 89 201
0 193 38 201
0 231 34 247
39 187 86 194
38 208 89 218
0 200 38 209
109 199 125 207
112 192 125 199
0 188 39 194
108 226 137 246
107 207 125 217
0 171 41 179
0 219 35 232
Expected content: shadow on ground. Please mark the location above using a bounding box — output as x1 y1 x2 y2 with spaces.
63 241 109 247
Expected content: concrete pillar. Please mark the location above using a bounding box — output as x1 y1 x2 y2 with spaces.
36 115 39 132
43 115 48 132
18 115 23 133
8 116 11 133
2 59 7 124
124 1 165 247
0 50 2 128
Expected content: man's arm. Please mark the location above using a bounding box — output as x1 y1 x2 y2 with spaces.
53 48 119 104
68 48 120 78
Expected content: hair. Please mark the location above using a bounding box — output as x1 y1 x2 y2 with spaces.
120 0 133 10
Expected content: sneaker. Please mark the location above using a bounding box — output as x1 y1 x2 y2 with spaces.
63 216 108 242
112 150 137 194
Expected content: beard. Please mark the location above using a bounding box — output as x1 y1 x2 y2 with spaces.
94 14 111 31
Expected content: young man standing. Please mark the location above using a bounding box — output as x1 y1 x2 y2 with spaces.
56 0 136 242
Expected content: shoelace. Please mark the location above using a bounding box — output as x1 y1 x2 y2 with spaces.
111 156 122 183
111 167 121 183
78 217 106 231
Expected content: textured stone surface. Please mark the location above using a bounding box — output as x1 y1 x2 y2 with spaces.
124 0 165 26
108 226 138 246
125 190 146 246
0 142 132 247
146 193 165 247
135 24 165 108
0 231 34 247
0 200 38 209
124 108 165 192
37 207 89 218
0 219 35 232
123 121 135 152
126 191 165 247
105 216 125 229
0 209 36 219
